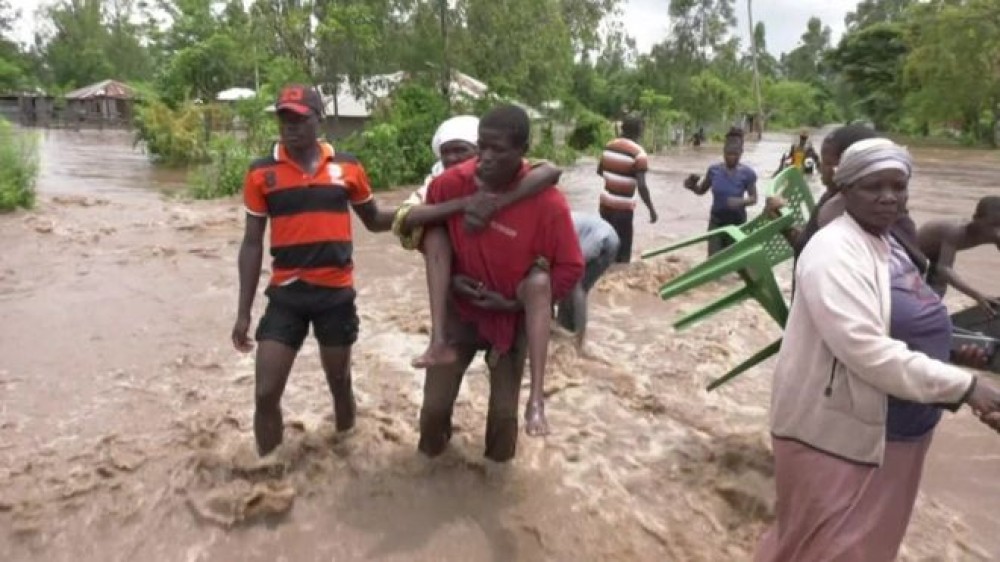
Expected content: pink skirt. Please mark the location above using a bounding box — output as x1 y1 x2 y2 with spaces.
755 433 933 562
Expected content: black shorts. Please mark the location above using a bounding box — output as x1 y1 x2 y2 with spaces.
255 282 359 350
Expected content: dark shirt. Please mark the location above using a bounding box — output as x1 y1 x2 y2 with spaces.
885 237 951 440
707 162 756 219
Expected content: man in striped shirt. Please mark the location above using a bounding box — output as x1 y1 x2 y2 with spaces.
597 115 658 263
233 85 395 456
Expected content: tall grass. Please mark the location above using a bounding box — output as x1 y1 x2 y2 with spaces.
0 118 39 212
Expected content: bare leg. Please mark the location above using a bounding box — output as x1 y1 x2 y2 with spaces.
412 226 460 368
485 331 528 462
319 345 356 431
418 345 478 457
254 340 298 456
516 267 552 437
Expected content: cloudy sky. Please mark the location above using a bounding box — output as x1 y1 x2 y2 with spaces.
621 0 858 55
8 0 859 56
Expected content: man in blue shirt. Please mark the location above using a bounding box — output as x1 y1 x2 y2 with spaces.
683 127 759 256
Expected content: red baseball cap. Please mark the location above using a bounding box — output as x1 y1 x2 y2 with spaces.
275 85 324 117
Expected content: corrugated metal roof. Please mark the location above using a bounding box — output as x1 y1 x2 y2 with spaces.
264 70 542 119
65 79 135 100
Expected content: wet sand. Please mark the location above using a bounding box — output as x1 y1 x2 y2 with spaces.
0 128 997 561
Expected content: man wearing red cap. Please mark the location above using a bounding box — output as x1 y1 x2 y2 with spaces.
232 84 395 456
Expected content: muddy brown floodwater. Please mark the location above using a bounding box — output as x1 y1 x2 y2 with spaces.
0 128 997 561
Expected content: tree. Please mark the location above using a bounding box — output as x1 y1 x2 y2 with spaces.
36 0 114 88
764 80 836 127
902 0 1000 144
559 0 621 54
462 0 574 105
745 22 779 79
0 0 32 91
827 22 907 130
781 16 832 83
34 0 153 88
845 0 913 31
667 0 737 63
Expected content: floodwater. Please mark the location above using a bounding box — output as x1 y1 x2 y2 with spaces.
0 128 997 561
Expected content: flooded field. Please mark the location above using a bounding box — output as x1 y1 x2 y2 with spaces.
0 128 997 561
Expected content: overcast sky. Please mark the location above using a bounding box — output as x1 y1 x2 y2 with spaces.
8 0 858 56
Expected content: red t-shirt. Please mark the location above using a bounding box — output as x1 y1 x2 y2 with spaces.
425 158 584 352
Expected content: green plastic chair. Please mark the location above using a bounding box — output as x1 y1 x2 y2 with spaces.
640 168 816 390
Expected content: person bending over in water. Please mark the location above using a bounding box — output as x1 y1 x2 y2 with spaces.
418 105 583 459
391 115 561 367
233 85 397 456
683 127 758 256
917 196 1000 316
555 212 619 349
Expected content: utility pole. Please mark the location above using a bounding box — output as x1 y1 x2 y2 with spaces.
747 0 764 139
439 0 451 107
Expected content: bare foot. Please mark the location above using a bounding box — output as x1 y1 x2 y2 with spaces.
411 341 459 368
525 401 549 437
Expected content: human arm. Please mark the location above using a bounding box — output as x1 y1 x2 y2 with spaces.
464 161 563 231
233 170 268 352
933 247 998 317
684 168 712 195
353 199 395 232
797 241 976 405
764 196 803 246
401 198 469 232
636 170 658 223
775 152 787 174
345 160 393 232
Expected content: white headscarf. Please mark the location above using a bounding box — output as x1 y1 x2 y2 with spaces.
429 115 479 177
833 138 913 188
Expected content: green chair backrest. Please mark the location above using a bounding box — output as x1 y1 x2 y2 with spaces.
754 168 817 266
771 167 817 227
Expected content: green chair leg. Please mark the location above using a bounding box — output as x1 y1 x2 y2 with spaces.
706 338 783 391
674 285 752 331
658 246 758 300
641 225 744 260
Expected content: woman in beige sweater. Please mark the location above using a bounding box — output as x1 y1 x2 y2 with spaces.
756 138 1000 561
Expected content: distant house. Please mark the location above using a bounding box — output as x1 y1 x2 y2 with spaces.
266 70 543 139
65 79 136 125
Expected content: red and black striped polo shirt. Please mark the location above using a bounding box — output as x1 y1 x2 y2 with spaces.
243 142 373 289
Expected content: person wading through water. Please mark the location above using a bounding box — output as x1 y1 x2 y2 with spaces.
233 84 397 456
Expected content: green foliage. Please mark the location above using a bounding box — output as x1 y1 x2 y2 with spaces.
688 70 741 125
157 33 252 104
531 121 580 165
0 118 38 212
337 83 450 189
781 17 833 83
636 89 687 151
827 23 907 131
184 95 278 199
37 0 151 88
462 0 575 105
188 133 254 200
901 0 1000 145
764 80 838 128
567 109 613 151
133 99 211 166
